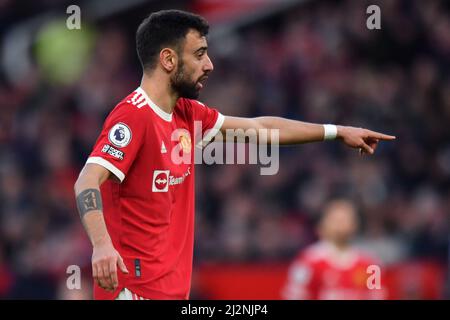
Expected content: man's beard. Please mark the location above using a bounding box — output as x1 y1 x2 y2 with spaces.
170 60 201 99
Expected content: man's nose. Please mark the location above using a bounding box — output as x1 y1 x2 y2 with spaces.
204 55 214 72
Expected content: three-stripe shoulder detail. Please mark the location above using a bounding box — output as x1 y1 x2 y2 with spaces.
126 91 147 108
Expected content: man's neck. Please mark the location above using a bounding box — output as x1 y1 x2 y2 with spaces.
324 240 350 253
140 72 178 114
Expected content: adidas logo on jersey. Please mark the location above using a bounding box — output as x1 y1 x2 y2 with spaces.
161 141 167 154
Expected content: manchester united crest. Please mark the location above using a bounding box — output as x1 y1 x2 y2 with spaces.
179 133 192 154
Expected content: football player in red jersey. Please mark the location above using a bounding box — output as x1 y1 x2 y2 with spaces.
282 199 386 300
74 10 395 300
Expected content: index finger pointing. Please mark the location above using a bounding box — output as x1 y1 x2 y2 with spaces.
368 131 396 140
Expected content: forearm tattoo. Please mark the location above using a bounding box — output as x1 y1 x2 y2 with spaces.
76 188 103 219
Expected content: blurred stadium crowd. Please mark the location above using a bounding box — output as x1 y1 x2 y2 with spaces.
0 0 449 299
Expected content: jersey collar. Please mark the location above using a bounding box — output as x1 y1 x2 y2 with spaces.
136 87 173 122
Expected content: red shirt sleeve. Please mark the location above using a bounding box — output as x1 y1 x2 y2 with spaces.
188 99 224 148
282 253 319 300
86 102 147 182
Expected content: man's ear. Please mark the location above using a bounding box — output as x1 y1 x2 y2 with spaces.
160 48 177 72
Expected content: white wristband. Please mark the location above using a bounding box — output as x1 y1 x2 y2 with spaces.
323 124 337 140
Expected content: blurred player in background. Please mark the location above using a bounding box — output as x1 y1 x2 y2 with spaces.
73 10 395 300
282 199 386 300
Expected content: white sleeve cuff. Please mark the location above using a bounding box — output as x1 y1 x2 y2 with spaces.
196 112 225 149
86 157 125 182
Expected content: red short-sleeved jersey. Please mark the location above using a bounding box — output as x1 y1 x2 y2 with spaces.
282 241 386 300
86 87 224 300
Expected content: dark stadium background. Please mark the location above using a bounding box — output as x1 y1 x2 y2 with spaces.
0 0 449 299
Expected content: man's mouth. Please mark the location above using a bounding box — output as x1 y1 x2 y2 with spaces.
197 76 208 89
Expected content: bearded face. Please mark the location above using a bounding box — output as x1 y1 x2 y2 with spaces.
170 59 203 99
168 30 212 99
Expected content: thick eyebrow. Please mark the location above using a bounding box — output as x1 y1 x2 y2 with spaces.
194 46 208 54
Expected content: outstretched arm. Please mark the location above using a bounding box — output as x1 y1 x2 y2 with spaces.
219 116 396 154
74 163 128 292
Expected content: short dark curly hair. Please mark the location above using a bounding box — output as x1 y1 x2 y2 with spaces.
136 10 209 72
